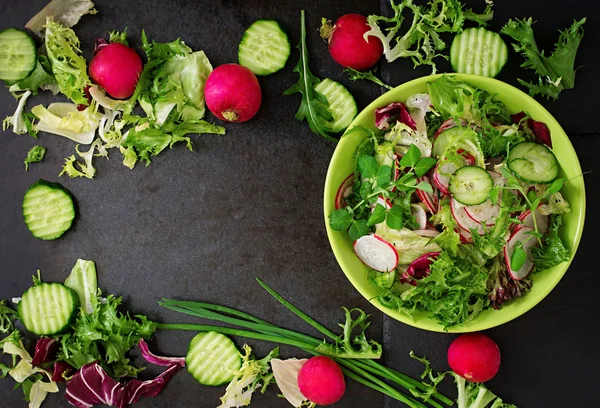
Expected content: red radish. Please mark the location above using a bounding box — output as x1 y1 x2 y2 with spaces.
518 209 549 235
457 227 472 243
448 333 501 383
297 356 345 405
504 226 537 280
464 199 500 227
353 234 398 272
89 43 143 99
415 175 438 214
335 174 354 210
321 14 383 71
411 204 427 229
205 64 261 122
450 198 485 235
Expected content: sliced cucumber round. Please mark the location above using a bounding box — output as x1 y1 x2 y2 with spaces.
23 179 76 240
432 126 479 158
449 166 493 205
19 283 79 335
0 28 37 81
507 141 558 184
450 27 508 78
238 19 291 76
186 332 241 386
314 78 357 134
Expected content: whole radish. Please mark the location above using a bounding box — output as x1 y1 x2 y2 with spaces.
448 333 501 383
320 14 383 71
297 356 345 405
204 64 262 123
89 43 143 99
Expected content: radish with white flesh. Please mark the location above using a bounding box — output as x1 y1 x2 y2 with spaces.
450 198 485 235
518 209 549 234
354 235 398 272
433 150 475 195
433 118 463 138
411 204 427 229
334 173 354 210
458 227 473 243
416 175 438 214
464 199 500 227
504 226 537 280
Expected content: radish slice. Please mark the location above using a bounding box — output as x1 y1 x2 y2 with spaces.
464 199 500 227
353 235 399 272
458 227 473 243
372 196 392 211
504 226 537 280
334 174 354 210
414 229 440 238
416 175 438 214
518 209 549 235
433 118 460 139
411 204 427 229
450 198 485 235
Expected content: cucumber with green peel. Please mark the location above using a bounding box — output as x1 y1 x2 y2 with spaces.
314 78 358 133
0 28 37 81
449 166 494 206
186 331 242 386
507 141 558 184
18 282 79 335
238 19 291 76
450 27 508 77
371 269 396 289
22 179 76 240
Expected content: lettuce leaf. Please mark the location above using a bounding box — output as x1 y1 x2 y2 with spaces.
531 214 570 270
26 0 97 36
2 91 34 136
32 102 102 144
45 17 91 105
376 224 441 265
501 17 586 100
64 259 98 314
8 56 59 97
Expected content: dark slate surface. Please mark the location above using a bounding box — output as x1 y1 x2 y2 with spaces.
0 1 598 407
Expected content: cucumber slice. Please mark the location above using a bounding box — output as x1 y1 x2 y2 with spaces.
450 27 508 78
432 126 479 158
0 28 37 81
18 283 79 335
507 142 559 184
186 332 241 386
314 78 357 133
449 166 493 205
238 19 291 76
22 179 76 240
371 270 396 289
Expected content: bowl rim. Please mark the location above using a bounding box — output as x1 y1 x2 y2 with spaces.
323 73 586 333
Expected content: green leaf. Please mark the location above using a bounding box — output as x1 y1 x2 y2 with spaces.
414 157 437 178
344 68 393 90
489 186 500 204
416 181 433 194
367 204 387 226
357 155 379 179
376 165 392 187
359 181 372 200
24 145 46 171
329 209 353 231
284 10 336 142
531 214 570 269
399 144 421 168
510 242 527 271
386 206 404 230
546 178 565 195
348 220 369 241
109 29 129 46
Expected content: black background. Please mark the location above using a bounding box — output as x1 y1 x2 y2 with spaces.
1 0 599 407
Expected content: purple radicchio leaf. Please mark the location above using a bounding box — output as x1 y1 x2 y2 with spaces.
94 38 109 55
138 339 186 367
401 252 440 285
120 363 184 407
511 111 552 148
374 102 417 130
31 338 58 366
489 261 533 309
52 361 76 383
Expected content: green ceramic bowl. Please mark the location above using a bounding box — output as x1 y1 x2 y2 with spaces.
323 74 586 333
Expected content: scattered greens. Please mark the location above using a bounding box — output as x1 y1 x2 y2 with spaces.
344 68 393 90
24 145 46 170
364 0 494 73
501 18 586 100
25 0 97 36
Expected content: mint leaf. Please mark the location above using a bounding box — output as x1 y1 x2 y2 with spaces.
416 181 433 194
367 204 387 226
349 220 370 241
358 155 378 179
386 206 404 230
414 157 437 178
399 144 421 168
329 209 353 231
510 242 527 271
376 165 392 187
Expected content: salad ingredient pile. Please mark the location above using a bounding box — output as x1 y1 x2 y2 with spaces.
329 75 572 328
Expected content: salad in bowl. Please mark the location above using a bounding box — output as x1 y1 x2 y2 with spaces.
326 74 584 331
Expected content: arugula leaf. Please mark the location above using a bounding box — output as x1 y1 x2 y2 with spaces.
284 10 336 142
24 145 46 171
501 18 586 100
386 206 404 229
344 68 393 90
329 209 353 231
531 215 570 269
